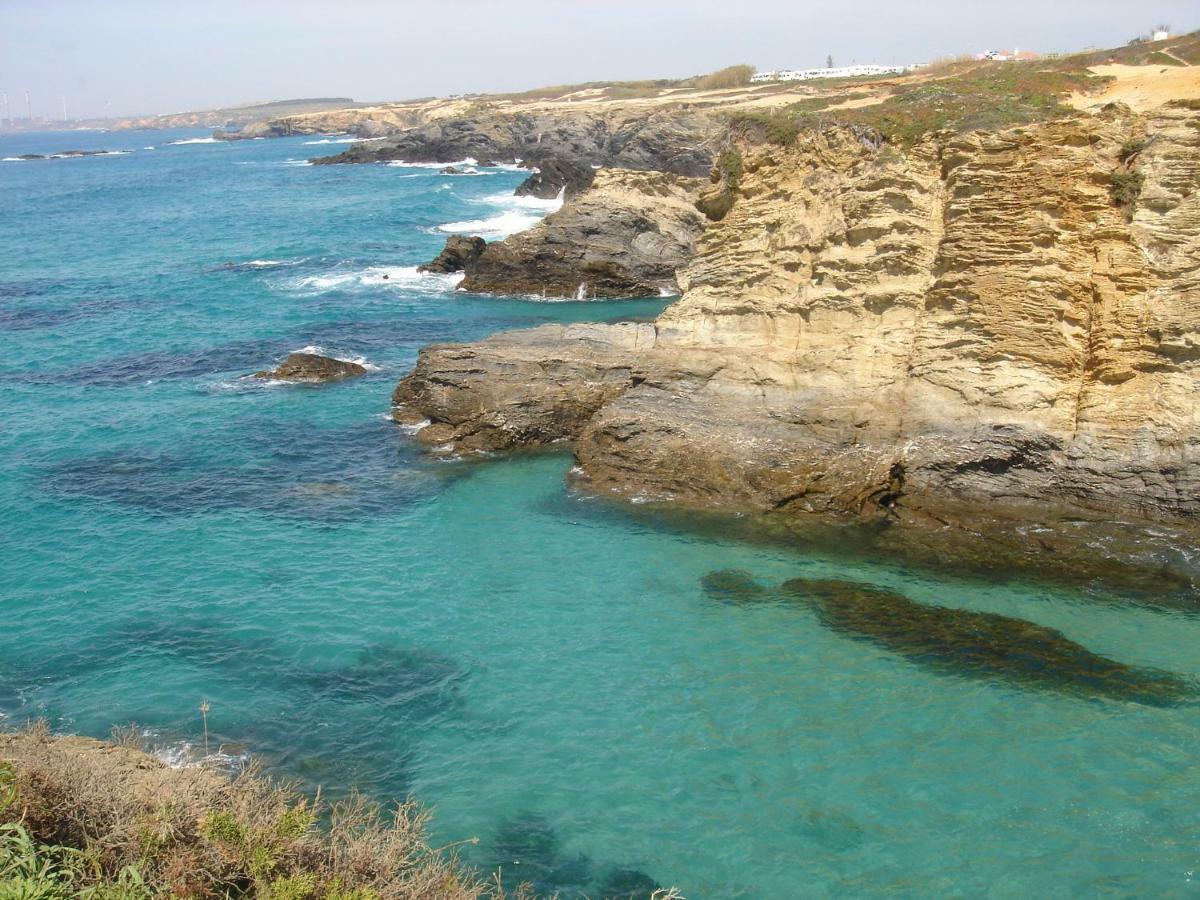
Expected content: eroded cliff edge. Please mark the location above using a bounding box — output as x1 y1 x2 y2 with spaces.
395 104 1200 552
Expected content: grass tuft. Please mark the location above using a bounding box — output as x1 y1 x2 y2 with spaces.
0 726 526 899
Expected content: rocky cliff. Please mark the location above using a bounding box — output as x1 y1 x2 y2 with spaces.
394 103 1200 548
310 106 725 176
450 168 708 298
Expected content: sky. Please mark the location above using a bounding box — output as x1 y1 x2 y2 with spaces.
1 0 1197 120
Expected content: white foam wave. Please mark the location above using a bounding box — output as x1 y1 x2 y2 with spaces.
489 161 532 172
281 159 312 167
387 157 479 169
150 738 250 771
284 265 464 295
474 188 564 212
437 187 563 239
434 210 546 239
1 157 23 162
396 418 431 434
167 137 221 145
143 146 156 151
302 136 365 145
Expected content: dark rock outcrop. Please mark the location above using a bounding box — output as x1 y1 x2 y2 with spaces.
310 108 723 176
417 236 486 274
514 157 596 200
392 322 650 451
775 578 1195 706
458 168 706 299
253 352 366 382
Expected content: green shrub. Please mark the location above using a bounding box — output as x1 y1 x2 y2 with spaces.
692 64 755 89
1118 138 1146 162
1109 169 1144 209
715 148 744 188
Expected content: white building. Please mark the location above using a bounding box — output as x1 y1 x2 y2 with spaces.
751 63 923 83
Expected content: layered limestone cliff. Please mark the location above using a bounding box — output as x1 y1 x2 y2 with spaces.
395 103 1200 542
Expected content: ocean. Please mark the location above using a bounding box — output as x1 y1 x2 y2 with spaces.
2 128 1199 897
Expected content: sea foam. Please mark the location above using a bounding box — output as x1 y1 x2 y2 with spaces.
302 136 366 145
435 187 564 239
284 265 464 295
166 137 221 145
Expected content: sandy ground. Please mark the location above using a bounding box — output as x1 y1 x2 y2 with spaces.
1070 64 1200 112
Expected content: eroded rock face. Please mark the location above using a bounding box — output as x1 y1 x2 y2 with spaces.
254 352 366 382
394 106 1200 537
777 578 1195 706
392 322 654 451
514 157 596 200
417 235 485 274
459 169 707 299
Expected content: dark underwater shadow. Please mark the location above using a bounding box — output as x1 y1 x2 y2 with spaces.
700 571 1199 707
477 812 664 899
539 481 1200 614
39 417 463 522
1 614 470 802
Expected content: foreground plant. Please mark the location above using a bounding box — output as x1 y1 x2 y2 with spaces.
0 725 519 899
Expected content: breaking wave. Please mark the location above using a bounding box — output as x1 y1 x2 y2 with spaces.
166 137 221 145
281 265 464 295
436 187 564 239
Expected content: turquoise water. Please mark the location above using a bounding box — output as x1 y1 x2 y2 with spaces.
3 130 1200 898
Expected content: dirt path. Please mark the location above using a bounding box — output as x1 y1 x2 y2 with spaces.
1070 64 1200 112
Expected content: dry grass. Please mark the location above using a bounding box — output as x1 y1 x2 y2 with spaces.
0 724 529 899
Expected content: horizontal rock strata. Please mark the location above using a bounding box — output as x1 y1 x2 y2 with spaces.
395 106 1200 560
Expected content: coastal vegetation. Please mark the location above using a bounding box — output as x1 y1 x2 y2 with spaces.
685 64 756 90
0 726 511 900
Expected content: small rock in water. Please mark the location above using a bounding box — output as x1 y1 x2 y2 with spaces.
252 352 366 383
439 165 462 174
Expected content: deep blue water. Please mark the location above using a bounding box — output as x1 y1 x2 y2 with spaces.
3 128 1200 898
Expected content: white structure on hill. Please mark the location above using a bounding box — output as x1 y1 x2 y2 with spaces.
751 63 923 83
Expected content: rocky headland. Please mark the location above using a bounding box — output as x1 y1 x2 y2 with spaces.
389 46 1200 591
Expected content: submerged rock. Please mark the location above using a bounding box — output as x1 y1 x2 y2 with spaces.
595 867 664 899
417 235 486 274
484 814 592 896
781 578 1196 706
700 569 769 604
253 352 366 382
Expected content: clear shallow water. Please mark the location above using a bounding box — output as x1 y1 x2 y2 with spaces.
3 129 1200 898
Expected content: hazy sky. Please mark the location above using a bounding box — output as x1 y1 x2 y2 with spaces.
2 0 1196 120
